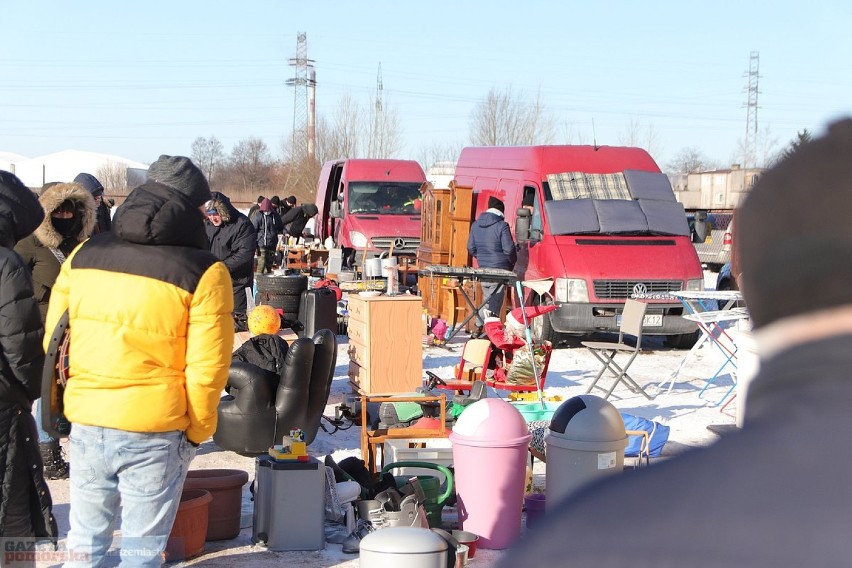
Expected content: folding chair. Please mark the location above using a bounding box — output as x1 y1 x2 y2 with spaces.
432 338 493 394
581 299 652 400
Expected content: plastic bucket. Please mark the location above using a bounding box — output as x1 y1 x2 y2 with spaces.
524 493 546 529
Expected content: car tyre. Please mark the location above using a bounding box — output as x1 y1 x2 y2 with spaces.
665 330 700 350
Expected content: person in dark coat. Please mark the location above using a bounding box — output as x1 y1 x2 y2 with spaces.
252 197 284 274
281 195 297 217
73 172 111 234
205 191 257 318
467 196 516 329
499 118 852 568
15 181 96 480
247 194 264 224
281 203 319 243
0 170 59 545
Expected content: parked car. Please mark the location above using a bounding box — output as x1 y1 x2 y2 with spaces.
691 212 734 271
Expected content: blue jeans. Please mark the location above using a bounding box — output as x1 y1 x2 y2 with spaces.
31 399 52 443
65 425 195 567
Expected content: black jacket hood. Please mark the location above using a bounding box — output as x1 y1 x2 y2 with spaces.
112 181 208 249
0 171 44 249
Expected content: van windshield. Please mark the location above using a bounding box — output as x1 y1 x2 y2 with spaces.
347 182 422 215
540 170 690 237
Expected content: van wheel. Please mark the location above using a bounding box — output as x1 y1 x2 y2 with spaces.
665 331 699 349
531 300 557 343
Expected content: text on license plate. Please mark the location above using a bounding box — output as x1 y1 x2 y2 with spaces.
616 314 663 327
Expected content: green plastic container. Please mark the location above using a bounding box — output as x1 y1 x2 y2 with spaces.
510 401 561 423
382 461 454 528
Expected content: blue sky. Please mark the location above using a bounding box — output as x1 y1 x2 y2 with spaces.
3 1 851 169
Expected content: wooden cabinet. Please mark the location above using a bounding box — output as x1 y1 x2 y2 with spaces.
347 295 423 394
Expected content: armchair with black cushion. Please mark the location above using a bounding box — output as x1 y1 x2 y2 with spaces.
214 329 337 455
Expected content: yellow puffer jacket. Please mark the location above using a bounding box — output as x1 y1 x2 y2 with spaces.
44 181 234 444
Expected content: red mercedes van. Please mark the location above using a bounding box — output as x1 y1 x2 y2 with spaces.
315 159 426 268
453 145 704 347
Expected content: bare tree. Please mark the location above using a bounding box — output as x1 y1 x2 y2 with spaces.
229 137 272 193
617 118 662 158
367 102 403 159
667 146 717 175
191 136 225 184
560 121 590 145
417 141 463 171
320 93 363 160
469 86 556 146
95 161 128 195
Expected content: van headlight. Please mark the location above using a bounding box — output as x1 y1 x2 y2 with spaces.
685 278 704 292
555 278 589 302
349 231 368 248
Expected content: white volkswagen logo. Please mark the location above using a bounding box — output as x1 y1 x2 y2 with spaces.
393 238 406 249
632 283 648 298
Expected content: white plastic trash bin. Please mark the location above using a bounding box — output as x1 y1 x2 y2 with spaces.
545 395 627 505
359 527 447 568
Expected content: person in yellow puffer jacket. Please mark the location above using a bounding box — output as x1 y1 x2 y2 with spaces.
44 155 234 567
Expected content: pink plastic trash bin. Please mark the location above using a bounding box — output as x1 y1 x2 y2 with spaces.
449 398 531 549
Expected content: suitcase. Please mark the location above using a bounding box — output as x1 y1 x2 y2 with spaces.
297 288 338 338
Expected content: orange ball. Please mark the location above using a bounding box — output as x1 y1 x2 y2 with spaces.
248 305 281 336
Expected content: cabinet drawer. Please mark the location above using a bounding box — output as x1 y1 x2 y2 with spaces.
348 361 368 392
347 299 367 321
347 318 368 345
347 340 369 368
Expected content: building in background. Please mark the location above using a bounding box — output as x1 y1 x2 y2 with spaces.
671 164 763 210
0 150 148 196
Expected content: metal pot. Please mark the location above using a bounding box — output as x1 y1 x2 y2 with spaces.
364 258 383 279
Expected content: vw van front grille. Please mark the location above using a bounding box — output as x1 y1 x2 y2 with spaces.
593 280 682 300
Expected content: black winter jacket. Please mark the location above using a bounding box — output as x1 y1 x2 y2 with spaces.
253 211 284 250
467 209 516 270
0 171 58 541
281 204 319 238
205 192 256 291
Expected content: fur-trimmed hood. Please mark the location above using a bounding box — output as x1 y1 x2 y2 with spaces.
207 191 238 224
34 182 96 248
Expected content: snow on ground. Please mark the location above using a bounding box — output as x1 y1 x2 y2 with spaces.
44 272 741 567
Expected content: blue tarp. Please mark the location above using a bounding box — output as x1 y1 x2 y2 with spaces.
620 412 670 458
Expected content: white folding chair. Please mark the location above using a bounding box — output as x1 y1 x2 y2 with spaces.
581 299 652 400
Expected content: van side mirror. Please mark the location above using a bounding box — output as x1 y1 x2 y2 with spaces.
691 210 709 243
515 207 532 242
330 201 343 219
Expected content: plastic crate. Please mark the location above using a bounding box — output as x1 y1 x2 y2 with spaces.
383 438 454 483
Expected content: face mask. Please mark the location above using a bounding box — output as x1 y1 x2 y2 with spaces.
52 216 80 238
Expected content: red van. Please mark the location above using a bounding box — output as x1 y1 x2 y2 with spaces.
453 145 704 347
314 159 426 267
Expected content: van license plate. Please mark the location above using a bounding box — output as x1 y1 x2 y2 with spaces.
617 314 663 327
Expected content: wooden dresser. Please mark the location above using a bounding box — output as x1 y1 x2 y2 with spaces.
347 295 423 394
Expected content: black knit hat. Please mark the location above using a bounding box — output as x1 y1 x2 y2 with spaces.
146 155 211 207
73 173 104 198
487 196 505 213
740 118 852 329
270 196 280 208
